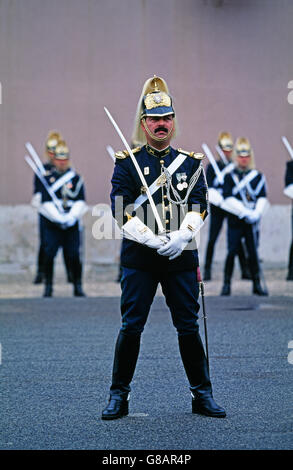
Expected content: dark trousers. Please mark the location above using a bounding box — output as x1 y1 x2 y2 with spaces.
204 205 249 274
119 268 200 336
42 220 81 285
36 215 73 278
109 267 209 398
224 219 259 282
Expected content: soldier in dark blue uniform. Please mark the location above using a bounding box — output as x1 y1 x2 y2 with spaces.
38 140 88 297
203 132 251 281
102 76 226 420
32 131 60 283
220 137 269 296
284 159 293 280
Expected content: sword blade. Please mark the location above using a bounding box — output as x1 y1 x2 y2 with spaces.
202 143 224 185
104 107 165 233
281 136 293 160
25 155 64 213
106 145 116 162
215 144 229 165
25 142 46 175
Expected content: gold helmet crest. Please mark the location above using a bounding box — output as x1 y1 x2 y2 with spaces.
55 140 70 160
218 131 233 152
46 130 63 155
234 137 255 169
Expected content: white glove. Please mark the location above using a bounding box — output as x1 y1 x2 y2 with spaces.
244 210 260 224
208 188 224 207
220 196 252 219
122 216 167 249
39 202 67 225
254 197 269 216
284 184 293 199
157 229 192 260
31 192 41 209
157 211 204 260
62 213 77 228
245 197 269 224
68 200 88 219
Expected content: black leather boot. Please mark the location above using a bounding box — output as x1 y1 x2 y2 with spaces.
220 282 230 296
43 257 54 297
101 395 129 420
74 283 86 297
34 246 45 284
71 257 86 296
221 254 234 296
287 268 293 281
43 284 53 297
203 242 214 281
178 333 226 418
102 331 141 420
286 243 293 280
252 276 268 296
63 250 74 283
237 242 251 280
34 272 44 284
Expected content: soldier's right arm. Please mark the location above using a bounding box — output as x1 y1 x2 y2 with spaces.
110 158 137 228
285 161 293 187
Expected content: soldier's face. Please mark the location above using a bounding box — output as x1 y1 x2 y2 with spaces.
237 155 250 169
47 150 55 162
53 158 69 172
223 149 233 160
141 115 174 145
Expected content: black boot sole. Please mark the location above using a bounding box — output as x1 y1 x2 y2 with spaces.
192 402 226 418
101 402 129 420
192 408 226 418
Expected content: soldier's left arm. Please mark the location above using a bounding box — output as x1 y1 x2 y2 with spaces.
284 161 293 199
63 176 88 226
253 172 269 217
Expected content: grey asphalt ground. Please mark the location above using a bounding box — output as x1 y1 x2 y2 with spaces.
0 264 292 451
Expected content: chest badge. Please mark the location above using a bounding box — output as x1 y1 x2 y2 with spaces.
144 166 150 175
176 172 188 191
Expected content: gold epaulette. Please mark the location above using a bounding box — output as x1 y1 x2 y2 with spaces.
115 147 141 159
177 148 205 160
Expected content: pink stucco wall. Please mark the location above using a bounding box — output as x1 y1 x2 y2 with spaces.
0 0 293 204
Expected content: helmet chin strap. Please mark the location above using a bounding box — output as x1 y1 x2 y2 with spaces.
142 118 174 143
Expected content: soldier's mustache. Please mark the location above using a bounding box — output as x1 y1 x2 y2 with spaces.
155 126 168 133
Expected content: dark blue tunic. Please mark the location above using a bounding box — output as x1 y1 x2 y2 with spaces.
39 168 85 259
110 145 208 273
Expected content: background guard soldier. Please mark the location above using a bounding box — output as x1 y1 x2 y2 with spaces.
32 131 73 284
284 158 293 280
38 140 88 297
102 75 226 420
220 137 269 296
203 132 251 281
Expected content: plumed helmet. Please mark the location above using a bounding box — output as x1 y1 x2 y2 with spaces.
54 140 70 160
233 137 255 169
218 131 233 151
46 130 63 154
131 75 177 147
